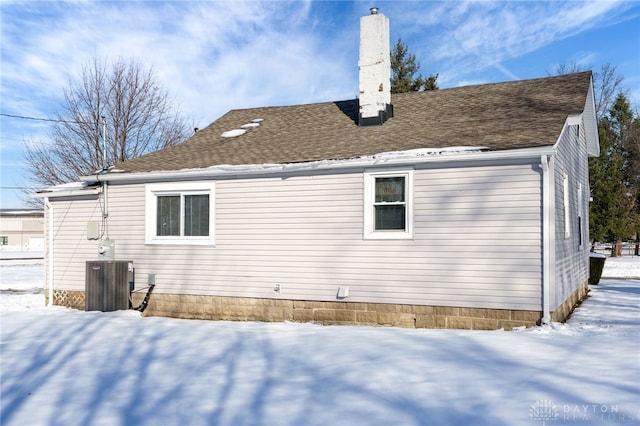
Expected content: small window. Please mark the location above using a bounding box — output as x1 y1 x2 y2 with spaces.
577 183 583 248
364 170 413 239
375 177 407 230
0 236 8 245
145 182 215 245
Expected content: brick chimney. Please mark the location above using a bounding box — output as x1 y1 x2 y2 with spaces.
358 7 393 126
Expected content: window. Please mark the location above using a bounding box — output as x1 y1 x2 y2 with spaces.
0 236 7 245
145 182 215 245
577 183 583 248
364 170 413 239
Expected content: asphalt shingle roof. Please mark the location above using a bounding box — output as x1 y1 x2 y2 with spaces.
114 71 592 173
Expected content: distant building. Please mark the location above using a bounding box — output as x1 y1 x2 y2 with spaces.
0 209 44 248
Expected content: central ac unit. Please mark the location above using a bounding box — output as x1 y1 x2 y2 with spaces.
85 260 133 311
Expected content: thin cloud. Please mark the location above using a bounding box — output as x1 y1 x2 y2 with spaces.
1 0 354 128
382 0 635 84
1 1 636 122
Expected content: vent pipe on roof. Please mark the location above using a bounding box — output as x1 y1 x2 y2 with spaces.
358 7 393 126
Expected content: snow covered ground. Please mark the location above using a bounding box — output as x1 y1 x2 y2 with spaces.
1 256 638 426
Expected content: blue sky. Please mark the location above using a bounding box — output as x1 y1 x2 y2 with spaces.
1 0 639 209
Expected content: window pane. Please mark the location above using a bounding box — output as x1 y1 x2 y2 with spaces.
375 177 405 202
375 205 406 230
157 196 180 236
184 194 209 236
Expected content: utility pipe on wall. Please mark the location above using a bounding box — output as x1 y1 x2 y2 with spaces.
101 180 108 239
100 116 109 239
540 155 551 325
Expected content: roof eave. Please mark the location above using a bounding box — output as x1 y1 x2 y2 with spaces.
33 185 101 199
80 146 557 184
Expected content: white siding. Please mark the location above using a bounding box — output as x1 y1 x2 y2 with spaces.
48 160 543 311
553 123 590 309
48 195 103 293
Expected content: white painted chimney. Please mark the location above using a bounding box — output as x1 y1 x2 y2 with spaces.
358 7 393 126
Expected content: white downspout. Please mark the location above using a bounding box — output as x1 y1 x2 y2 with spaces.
44 197 54 307
540 155 551 325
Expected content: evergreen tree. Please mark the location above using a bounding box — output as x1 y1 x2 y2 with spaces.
390 38 438 93
589 93 640 255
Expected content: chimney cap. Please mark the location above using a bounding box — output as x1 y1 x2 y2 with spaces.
369 7 379 14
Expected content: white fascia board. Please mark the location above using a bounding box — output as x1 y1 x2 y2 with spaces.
33 187 101 199
583 78 600 157
80 146 557 184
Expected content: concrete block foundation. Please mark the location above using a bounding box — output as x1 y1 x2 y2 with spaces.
50 280 589 330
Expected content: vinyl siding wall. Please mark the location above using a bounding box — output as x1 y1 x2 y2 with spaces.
552 123 590 309
46 195 104 295
48 159 543 311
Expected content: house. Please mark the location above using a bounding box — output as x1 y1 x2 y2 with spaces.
0 209 44 249
36 9 599 329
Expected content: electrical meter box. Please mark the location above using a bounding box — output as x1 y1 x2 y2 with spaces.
97 240 115 260
85 260 133 311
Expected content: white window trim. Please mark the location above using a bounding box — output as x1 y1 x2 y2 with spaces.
364 169 414 240
145 181 215 245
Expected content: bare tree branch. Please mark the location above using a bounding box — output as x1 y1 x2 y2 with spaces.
551 62 625 119
23 56 191 196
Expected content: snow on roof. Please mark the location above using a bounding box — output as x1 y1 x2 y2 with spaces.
221 129 247 138
43 181 97 192
102 146 493 182
34 180 100 198
223 118 264 136
202 146 491 173
369 146 489 158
